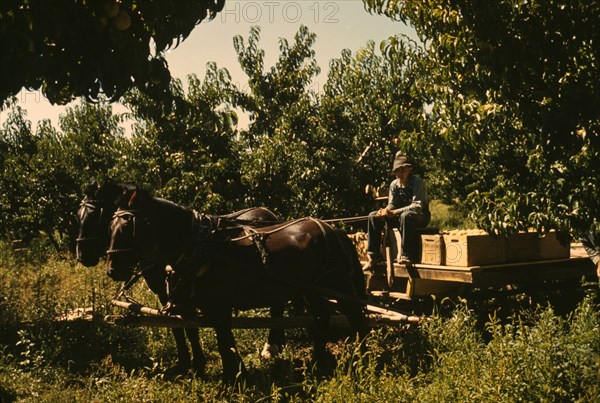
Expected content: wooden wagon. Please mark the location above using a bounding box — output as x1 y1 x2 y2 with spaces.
358 229 597 301
101 225 596 330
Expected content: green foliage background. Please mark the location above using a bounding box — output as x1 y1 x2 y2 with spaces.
366 0 599 238
0 240 598 401
0 2 599 399
3 1 598 249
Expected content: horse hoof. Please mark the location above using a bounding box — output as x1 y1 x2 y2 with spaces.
260 342 280 360
313 350 337 376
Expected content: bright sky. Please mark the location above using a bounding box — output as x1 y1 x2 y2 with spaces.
2 1 416 131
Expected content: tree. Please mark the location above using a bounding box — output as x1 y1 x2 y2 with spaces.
0 0 225 104
232 26 424 220
232 26 323 218
365 0 600 236
321 37 425 215
0 99 39 243
0 98 125 250
120 65 240 213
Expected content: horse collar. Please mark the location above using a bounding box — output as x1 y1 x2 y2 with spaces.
171 211 213 268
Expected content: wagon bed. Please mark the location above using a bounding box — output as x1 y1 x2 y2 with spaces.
367 244 597 300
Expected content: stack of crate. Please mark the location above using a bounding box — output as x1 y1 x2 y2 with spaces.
442 231 506 267
420 230 570 267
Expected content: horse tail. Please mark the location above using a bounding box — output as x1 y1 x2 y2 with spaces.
332 228 367 301
348 236 367 301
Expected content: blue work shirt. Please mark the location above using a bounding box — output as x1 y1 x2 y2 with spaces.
386 175 428 215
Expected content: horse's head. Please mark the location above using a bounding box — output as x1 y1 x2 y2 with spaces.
76 198 103 266
76 181 105 266
105 190 153 281
76 181 132 267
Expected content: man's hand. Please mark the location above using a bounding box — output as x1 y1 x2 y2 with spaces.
376 208 394 217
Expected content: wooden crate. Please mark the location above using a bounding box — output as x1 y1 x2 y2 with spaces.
506 232 540 262
443 233 506 267
538 231 570 260
388 227 440 263
421 234 445 265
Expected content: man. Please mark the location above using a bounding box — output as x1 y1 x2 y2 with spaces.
582 230 600 282
363 153 430 271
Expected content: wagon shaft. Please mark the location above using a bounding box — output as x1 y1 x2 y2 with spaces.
108 299 420 329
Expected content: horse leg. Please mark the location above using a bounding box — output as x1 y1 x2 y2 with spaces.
261 303 285 359
306 296 335 374
208 307 246 384
337 298 369 345
171 327 192 373
335 278 370 371
185 327 206 375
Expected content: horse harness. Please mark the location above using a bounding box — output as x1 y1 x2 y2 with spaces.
110 207 356 302
75 198 104 245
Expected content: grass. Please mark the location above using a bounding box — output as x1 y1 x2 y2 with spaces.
429 199 476 230
1 241 599 402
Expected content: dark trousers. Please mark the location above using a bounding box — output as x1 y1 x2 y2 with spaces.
366 210 430 261
582 231 600 266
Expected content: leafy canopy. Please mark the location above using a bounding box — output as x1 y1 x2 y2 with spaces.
0 0 224 104
365 0 600 236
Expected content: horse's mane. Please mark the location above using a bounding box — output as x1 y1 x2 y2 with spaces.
151 196 194 217
96 182 132 201
121 190 195 251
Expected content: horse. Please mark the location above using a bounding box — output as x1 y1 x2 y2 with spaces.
75 181 284 374
76 181 132 267
105 188 368 383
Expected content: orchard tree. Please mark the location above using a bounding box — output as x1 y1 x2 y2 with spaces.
59 100 127 184
365 0 600 236
232 26 425 219
121 65 240 213
0 100 39 243
0 0 225 104
321 37 426 216
232 26 322 217
0 99 125 249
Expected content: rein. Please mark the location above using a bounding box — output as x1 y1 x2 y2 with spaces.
321 215 371 224
228 214 370 243
230 217 326 243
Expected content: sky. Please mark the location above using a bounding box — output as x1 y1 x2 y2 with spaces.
2 0 416 131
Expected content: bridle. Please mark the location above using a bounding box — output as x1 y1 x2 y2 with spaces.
75 198 104 245
105 209 143 257
106 208 161 300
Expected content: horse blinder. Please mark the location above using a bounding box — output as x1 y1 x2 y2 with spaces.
106 210 148 279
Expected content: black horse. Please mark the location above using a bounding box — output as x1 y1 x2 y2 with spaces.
106 188 368 383
75 181 284 373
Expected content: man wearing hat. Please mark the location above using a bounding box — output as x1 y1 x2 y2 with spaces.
363 152 431 271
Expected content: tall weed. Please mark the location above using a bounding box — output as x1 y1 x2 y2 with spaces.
1 239 599 402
